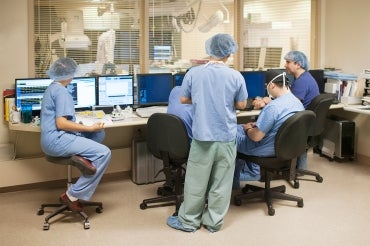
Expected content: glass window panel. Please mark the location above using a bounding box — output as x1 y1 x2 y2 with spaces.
243 0 311 70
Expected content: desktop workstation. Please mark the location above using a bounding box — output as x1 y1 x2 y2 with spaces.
4 68 367 191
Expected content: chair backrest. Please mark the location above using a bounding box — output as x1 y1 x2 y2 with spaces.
275 110 316 161
146 113 190 163
306 93 334 136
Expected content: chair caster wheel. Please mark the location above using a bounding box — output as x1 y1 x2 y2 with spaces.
298 200 304 207
43 222 50 230
140 203 147 210
268 207 275 216
234 197 242 206
37 208 44 215
293 181 300 189
96 207 103 213
316 176 323 183
84 221 90 229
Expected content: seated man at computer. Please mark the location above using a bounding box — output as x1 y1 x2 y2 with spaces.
167 85 193 140
233 72 304 189
252 50 319 170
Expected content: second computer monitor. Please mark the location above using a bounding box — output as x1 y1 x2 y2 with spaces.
136 73 173 106
67 77 97 111
98 75 134 107
240 71 267 99
173 72 186 87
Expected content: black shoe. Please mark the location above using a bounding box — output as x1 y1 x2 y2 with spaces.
70 155 96 175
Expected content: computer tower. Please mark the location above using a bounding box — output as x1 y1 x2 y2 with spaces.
320 118 355 160
131 138 165 184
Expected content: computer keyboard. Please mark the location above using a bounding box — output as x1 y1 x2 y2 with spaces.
135 106 168 118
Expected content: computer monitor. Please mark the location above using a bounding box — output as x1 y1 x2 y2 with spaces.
240 71 267 99
136 73 173 106
309 69 325 93
173 72 186 87
153 45 172 61
67 77 97 111
15 78 53 113
97 75 134 107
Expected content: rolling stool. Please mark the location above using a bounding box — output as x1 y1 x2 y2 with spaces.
37 155 103 230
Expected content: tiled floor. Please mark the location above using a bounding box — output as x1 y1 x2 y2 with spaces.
1 151 370 246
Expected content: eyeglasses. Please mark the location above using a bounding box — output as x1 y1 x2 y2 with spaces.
268 72 286 88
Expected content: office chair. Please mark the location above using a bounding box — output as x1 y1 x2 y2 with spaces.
139 113 190 215
37 156 103 230
291 93 334 188
234 110 316 216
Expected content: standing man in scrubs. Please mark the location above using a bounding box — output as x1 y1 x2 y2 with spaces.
41 57 111 212
167 33 248 233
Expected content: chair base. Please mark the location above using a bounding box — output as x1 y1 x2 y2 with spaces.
140 194 183 216
234 183 303 216
288 169 324 189
140 166 184 215
37 200 103 230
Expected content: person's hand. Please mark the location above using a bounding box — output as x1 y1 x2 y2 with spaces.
89 122 105 132
242 122 256 132
252 98 266 109
262 96 271 104
252 97 271 109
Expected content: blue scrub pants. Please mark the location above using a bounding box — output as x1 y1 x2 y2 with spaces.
44 131 111 201
178 139 236 231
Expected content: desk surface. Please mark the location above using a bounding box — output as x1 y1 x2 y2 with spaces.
9 115 148 132
8 103 347 133
343 104 370 115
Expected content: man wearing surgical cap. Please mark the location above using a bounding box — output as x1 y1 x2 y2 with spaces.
40 57 111 212
284 50 319 108
252 51 319 171
284 50 319 170
166 34 248 233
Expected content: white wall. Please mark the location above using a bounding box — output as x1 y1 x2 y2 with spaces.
321 0 370 158
323 0 370 75
0 0 29 144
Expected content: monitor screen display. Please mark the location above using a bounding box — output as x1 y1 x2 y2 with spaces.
173 72 186 87
136 73 173 106
97 75 134 107
67 77 97 110
240 71 267 99
15 78 53 112
153 45 172 61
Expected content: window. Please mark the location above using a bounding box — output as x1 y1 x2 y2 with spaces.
242 0 311 70
32 1 312 76
33 0 140 77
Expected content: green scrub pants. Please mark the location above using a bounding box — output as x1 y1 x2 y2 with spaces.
178 139 236 231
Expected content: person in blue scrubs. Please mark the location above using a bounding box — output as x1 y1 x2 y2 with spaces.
244 51 319 173
284 51 320 169
167 33 248 233
234 72 304 188
40 57 111 212
167 85 193 140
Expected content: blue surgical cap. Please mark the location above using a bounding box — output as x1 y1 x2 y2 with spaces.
205 33 238 59
284 50 309 71
47 57 78 81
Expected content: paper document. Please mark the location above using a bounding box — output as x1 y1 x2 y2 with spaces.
75 110 113 126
